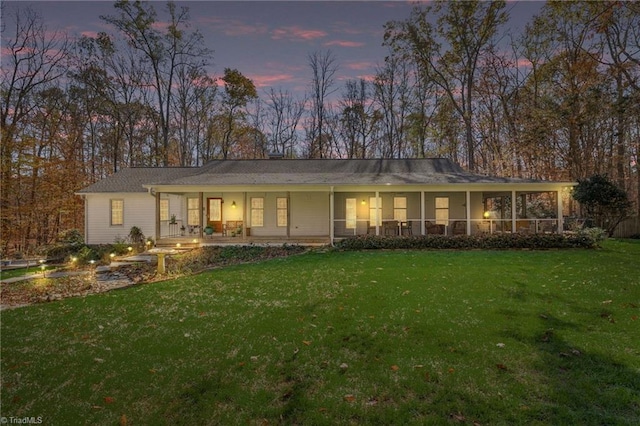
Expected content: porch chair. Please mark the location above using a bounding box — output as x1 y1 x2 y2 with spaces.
425 221 445 235
401 221 412 236
452 220 467 235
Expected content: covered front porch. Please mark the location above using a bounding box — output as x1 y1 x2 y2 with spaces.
153 183 572 247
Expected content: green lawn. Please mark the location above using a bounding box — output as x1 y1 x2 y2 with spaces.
1 240 639 425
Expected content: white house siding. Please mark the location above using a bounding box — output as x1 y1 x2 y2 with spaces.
84 193 156 245
290 192 330 236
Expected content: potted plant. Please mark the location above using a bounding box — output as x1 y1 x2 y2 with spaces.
169 214 177 225
180 225 186 236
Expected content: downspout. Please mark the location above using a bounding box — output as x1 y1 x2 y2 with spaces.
155 189 161 242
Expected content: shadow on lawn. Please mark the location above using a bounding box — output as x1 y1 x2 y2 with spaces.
506 313 640 424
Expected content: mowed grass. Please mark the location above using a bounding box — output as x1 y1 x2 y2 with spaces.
1 240 639 425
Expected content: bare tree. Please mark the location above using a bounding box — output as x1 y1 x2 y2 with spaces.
101 0 211 166
307 50 338 158
373 55 412 158
264 88 305 157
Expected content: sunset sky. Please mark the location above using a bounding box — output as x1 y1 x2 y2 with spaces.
4 1 544 98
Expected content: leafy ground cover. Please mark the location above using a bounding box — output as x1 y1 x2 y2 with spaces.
1 240 639 425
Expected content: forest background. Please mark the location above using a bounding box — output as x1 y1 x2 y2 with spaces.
1 0 639 255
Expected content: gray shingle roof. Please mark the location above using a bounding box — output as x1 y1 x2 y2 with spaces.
77 167 195 193
77 159 543 193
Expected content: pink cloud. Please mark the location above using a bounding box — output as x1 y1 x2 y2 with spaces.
516 58 533 68
198 16 268 37
80 31 99 39
324 40 365 48
345 61 375 71
249 73 296 88
271 26 327 41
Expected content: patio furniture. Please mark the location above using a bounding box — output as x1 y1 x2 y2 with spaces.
476 221 490 234
401 221 412 236
223 220 243 236
383 220 399 236
425 221 445 235
452 220 466 235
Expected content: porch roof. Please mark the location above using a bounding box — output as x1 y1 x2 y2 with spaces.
78 159 573 194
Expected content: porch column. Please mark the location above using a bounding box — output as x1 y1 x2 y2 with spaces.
155 191 161 241
329 187 335 244
557 190 564 233
375 191 380 235
286 191 291 238
511 190 517 233
466 191 471 235
243 192 248 238
420 191 425 235
199 192 204 238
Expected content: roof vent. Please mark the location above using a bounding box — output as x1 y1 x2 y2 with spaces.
268 152 284 160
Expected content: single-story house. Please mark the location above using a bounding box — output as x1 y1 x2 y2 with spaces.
76 158 576 246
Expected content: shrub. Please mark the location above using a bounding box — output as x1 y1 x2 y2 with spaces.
577 227 607 244
128 226 145 245
334 233 597 251
56 229 84 245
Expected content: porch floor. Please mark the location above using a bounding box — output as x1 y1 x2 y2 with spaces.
157 236 331 248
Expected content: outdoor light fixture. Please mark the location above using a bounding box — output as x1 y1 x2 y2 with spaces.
483 211 490 219
361 199 366 205
110 253 115 259
192 239 197 243
127 246 133 252
231 201 237 208
176 243 182 248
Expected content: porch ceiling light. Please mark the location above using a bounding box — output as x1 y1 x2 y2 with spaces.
361 199 366 205
231 201 237 208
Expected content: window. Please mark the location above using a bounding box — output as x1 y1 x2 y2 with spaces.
110 199 124 226
251 197 264 227
160 199 169 221
187 198 199 226
393 197 407 222
277 197 288 227
346 198 356 229
369 197 381 226
435 197 449 225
